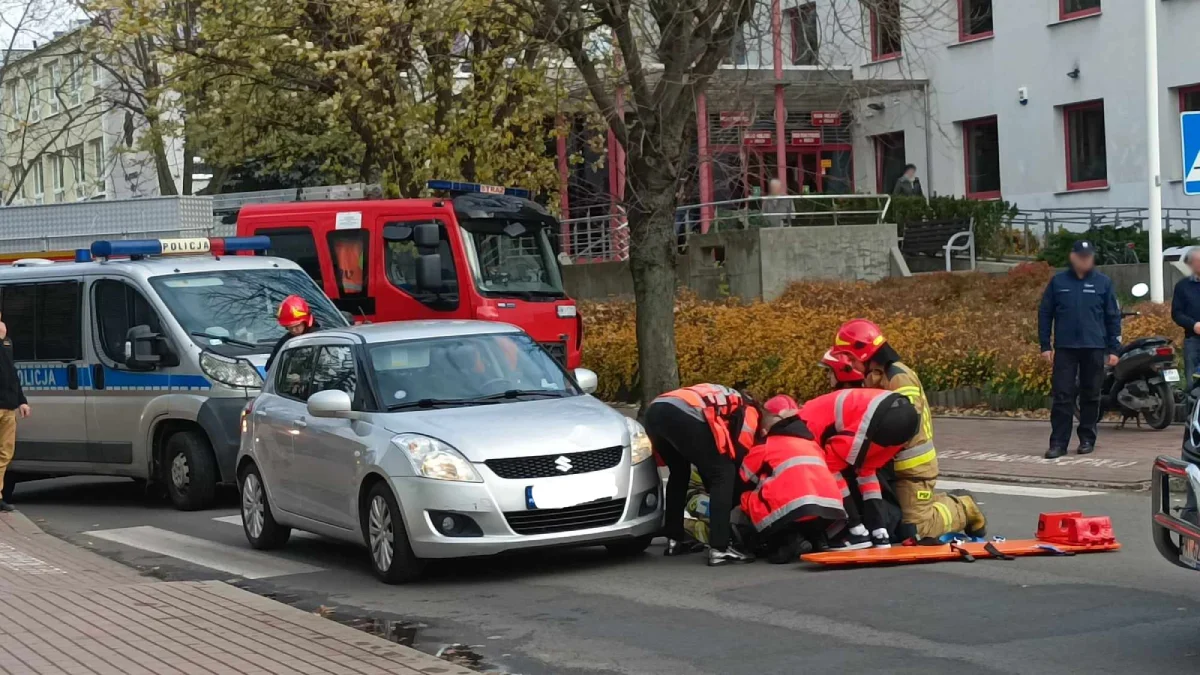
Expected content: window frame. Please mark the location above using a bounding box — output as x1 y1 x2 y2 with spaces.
23 73 39 123
90 277 169 368
383 218 461 312
309 343 362 408
52 153 65 201
256 226 325 287
872 132 905 194
1063 99 1108 191
1179 84 1200 114
46 61 61 116
274 345 317 403
868 0 902 62
0 281 84 362
88 138 105 196
786 3 819 66
30 159 44 203
962 116 1001 200
958 0 994 42
1059 0 1100 22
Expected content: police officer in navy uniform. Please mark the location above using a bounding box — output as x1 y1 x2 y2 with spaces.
1038 240 1122 459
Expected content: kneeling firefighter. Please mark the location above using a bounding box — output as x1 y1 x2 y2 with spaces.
798 388 920 549
739 397 848 563
831 319 986 540
644 384 761 566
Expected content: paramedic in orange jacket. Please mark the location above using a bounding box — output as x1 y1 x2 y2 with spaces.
798 388 920 549
644 384 761 566
831 319 987 540
741 396 847 563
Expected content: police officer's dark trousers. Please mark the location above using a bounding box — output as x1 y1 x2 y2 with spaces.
1050 347 1106 449
644 402 738 551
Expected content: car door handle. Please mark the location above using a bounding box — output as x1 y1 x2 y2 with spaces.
292 419 308 428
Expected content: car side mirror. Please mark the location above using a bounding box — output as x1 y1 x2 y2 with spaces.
307 389 361 420
416 254 445 292
124 325 161 370
574 367 598 394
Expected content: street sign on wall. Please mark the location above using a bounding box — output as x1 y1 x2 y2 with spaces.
811 111 842 126
790 131 821 146
742 131 773 146
720 111 752 127
1183 112 1200 195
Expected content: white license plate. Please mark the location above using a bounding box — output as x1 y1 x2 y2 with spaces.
1164 369 1181 383
1182 536 1200 569
527 474 618 510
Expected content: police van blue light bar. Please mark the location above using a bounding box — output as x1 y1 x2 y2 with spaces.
426 180 532 200
90 236 271 259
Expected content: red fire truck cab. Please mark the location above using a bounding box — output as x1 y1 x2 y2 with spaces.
235 184 581 368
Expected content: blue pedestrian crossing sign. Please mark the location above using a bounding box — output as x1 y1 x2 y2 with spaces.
1182 112 1200 195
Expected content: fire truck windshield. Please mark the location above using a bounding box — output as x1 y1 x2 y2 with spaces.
459 219 565 299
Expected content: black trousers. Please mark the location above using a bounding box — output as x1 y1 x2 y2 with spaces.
644 402 738 551
1050 347 1106 449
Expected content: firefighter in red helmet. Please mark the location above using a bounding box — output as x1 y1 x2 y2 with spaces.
830 319 986 541
266 295 320 371
819 349 864 389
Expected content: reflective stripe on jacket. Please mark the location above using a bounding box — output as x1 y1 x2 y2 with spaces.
739 418 846 533
799 388 906 499
653 384 760 460
867 361 936 473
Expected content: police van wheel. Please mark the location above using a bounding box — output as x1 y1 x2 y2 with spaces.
164 431 218 511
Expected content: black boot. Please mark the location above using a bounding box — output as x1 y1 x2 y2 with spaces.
1045 446 1068 459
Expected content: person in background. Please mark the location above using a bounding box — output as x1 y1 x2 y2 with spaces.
1038 240 1121 459
266 295 321 371
1172 247 1200 386
761 178 794 228
893 164 924 198
0 313 30 512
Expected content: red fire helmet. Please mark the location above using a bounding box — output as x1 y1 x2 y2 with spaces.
832 319 886 363
277 295 314 328
820 348 865 384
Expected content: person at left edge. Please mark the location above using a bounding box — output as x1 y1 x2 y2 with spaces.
266 295 321 371
0 313 30 512
644 384 761 567
1038 240 1121 459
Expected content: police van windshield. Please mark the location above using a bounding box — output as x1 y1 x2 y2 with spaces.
149 269 345 354
459 219 565 298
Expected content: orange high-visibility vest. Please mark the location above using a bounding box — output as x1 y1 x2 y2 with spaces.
799 388 905 475
332 237 365 294
654 384 759 460
739 419 846 533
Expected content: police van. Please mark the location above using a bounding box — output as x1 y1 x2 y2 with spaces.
0 236 347 510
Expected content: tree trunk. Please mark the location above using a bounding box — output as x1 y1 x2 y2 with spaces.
627 177 681 414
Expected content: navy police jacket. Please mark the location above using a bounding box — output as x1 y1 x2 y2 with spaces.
1038 269 1121 353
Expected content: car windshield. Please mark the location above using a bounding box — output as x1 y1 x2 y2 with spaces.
460 219 565 298
370 333 578 409
149 268 346 354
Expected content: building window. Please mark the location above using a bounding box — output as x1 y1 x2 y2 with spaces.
29 159 44 203
88 138 105 194
873 132 906 194
728 29 748 66
4 81 18 131
1060 0 1100 20
1180 84 1200 113
67 55 83 107
52 154 65 201
959 0 993 40
46 62 61 115
869 0 902 61
1064 100 1107 190
963 116 1001 199
69 144 84 199
786 3 819 66
23 74 38 123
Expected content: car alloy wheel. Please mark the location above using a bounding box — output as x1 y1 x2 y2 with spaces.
369 494 395 573
171 453 190 492
242 473 265 540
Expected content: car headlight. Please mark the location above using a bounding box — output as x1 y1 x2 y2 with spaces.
392 434 482 482
200 351 264 388
625 417 653 465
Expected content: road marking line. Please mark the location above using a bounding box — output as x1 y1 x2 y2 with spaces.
84 526 324 579
936 479 1104 499
213 514 318 538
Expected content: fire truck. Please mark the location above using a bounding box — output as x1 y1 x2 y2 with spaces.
0 181 582 368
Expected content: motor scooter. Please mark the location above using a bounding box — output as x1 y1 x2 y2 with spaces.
1093 283 1179 430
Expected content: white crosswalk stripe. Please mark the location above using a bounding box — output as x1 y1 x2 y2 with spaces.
213 514 318 538
935 479 1104 499
84 526 324 579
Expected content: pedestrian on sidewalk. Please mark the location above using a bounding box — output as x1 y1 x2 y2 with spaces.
0 313 29 512
1172 247 1200 388
1039 240 1121 459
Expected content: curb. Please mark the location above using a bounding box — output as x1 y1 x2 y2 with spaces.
939 469 1149 492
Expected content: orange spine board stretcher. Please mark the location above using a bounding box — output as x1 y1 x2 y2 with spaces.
801 539 1121 567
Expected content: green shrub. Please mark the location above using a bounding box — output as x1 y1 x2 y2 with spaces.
1039 224 1198 267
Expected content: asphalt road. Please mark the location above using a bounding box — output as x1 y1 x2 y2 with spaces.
10 476 1200 675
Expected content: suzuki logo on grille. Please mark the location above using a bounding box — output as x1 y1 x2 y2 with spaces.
554 456 573 473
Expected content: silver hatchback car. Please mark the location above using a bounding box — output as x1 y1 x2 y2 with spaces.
237 321 661 583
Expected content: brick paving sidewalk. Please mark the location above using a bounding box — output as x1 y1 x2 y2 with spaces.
933 416 1178 488
0 513 475 675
